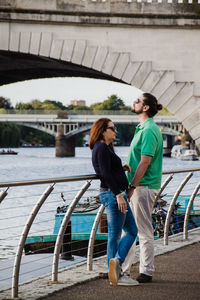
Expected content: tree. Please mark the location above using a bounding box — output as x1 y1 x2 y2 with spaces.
0 96 13 109
89 102 103 111
116 124 136 145
0 108 7 114
19 125 55 146
42 100 68 110
15 102 33 110
65 104 74 110
73 105 91 111
15 99 68 111
101 94 126 110
90 94 127 111
0 123 21 147
41 103 58 110
31 99 42 110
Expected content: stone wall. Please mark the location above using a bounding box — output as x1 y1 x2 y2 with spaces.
0 0 199 16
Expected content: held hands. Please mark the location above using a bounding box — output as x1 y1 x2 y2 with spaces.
116 193 127 214
122 164 131 173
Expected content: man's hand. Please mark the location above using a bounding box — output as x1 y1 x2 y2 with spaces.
122 164 131 173
127 155 152 202
116 193 127 213
127 187 135 201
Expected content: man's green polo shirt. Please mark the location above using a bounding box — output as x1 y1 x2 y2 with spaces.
127 118 163 189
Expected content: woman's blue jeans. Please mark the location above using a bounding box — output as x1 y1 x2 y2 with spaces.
99 190 138 267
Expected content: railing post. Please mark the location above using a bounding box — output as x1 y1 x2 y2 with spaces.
11 185 54 299
183 182 200 240
61 220 73 260
87 204 105 271
0 188 9 204
153 175 173 208
164 172 193 245
51 181 91 283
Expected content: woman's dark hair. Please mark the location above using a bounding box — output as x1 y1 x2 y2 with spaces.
89 118 114 151
143 93 163 117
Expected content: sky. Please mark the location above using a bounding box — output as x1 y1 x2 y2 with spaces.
0 77 142 108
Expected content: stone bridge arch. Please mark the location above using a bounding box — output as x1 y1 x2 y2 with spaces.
0 30 200 151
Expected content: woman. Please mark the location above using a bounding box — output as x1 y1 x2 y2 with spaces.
89 118 138 287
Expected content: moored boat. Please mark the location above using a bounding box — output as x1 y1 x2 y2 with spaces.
25 196 108 258
24 195 200 258
171 145 199 160
179 149 199 161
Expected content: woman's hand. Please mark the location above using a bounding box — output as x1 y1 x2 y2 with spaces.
116 193 127 214
123 164 131 173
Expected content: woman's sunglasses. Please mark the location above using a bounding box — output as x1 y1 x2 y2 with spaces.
106 126 117 132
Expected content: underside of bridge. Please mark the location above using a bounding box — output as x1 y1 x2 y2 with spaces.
0 1 200 155
0 47 199 156
0 50 128 157
0 50 122 86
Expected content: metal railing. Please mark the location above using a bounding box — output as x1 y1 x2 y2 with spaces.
0 168 200 298
1 109 174 116
0 175 99 299
1 109 132 115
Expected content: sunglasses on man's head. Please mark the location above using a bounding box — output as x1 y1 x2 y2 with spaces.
106 126 117 132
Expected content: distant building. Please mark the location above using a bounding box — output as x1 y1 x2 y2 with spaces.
70 100 86 106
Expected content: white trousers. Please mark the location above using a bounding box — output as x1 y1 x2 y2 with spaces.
122 186 159 276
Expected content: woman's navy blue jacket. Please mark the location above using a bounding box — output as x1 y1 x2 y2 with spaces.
92 141 128 196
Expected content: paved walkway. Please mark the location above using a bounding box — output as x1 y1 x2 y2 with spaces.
1 228 200 300
40 242 200 300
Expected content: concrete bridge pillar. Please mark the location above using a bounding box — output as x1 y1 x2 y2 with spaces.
56 135 75 157
55 125 75 157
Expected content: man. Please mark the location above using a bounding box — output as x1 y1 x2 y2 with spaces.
122 93 163 283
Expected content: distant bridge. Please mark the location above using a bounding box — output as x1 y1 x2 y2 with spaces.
0 110 180 137
0 111 181 155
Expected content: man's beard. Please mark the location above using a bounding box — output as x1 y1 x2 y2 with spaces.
131 107 143 115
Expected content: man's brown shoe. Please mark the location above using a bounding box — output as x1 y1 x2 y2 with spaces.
136 273 152 283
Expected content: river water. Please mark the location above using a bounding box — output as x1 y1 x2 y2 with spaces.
0 147 199 260
1 146 199 181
